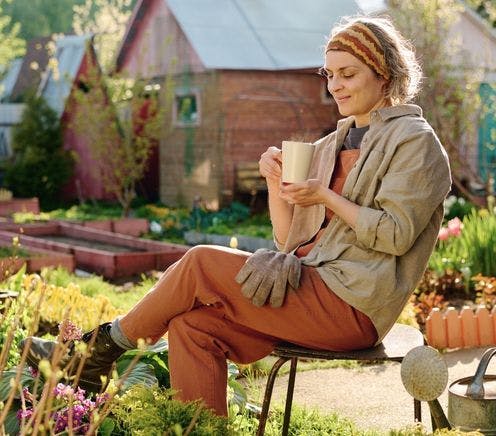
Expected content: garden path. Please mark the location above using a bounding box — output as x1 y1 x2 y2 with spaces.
254 346 496 434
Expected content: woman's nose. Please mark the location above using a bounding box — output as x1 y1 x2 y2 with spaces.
329 77 343 93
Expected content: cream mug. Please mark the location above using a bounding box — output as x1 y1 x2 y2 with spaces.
281 141 315 183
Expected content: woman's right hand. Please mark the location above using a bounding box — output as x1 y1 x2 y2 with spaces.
259 146 282 183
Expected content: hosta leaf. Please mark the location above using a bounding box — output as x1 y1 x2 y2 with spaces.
115 361 157 392
0 366 35 401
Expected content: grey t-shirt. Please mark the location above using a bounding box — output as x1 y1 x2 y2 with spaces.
343 125 369 149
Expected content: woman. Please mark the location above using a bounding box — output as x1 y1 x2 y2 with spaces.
23 16 451 417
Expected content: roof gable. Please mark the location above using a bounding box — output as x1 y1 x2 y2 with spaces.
38 34 93 117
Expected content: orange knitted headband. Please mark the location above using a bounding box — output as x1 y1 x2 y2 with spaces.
326 22 390 80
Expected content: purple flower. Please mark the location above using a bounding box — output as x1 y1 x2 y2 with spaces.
28 366 39 378
16 408 33 421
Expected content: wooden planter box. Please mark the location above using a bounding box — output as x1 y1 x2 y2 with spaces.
0 222 188 279
79 218 149 237
0 243 74 278
0 198 39 216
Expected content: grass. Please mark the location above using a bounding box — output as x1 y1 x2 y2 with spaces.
40 266 156 312
0 245 31 258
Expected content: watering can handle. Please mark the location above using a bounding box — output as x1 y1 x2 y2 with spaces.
466 347 496 399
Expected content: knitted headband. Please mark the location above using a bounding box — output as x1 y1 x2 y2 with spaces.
325 22 390 80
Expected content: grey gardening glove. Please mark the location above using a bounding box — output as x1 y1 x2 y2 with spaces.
235 248 301 308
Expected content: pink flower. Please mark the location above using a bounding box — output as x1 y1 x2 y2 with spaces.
58 319 83 342
447 217 463 237
438 227 450 241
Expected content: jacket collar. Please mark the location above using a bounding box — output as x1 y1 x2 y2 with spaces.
335 104 422 134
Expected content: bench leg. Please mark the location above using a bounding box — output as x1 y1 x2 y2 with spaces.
257 357 291 436
414 398 421 422
282 357 298 436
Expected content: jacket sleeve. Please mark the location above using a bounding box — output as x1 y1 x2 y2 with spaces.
354 129 451 256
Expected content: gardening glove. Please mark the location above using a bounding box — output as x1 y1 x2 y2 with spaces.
235 248 301 308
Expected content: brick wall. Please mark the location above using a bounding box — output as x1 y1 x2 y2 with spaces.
220 70 339 204
159 69 339 208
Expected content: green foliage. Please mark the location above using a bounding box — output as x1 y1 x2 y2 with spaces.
117 339 170 389
389 0 484 200
109 385 229 435
443 195 476 221
71 65 172 217
0 245 30 258
39 266 154 311
137 201 272 242
73 0 136 72
1 0 83 41
3 94 74 209
0 299 27 368
48 202 123 220
429 209 496 280
0 1 25 68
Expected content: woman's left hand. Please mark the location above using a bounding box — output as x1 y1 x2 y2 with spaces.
278 179 327 207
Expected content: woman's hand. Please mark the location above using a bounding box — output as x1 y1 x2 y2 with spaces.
279 179 327 207
259 146 282 182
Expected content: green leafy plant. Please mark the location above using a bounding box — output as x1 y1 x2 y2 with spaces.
109 385 229 435
3 94 75 210
430 209 496 281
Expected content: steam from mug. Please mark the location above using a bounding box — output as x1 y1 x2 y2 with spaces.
281 141 315 183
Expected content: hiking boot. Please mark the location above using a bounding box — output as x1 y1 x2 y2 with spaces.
21 322 126 393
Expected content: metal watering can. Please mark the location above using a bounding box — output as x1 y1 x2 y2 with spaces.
401 346 496 435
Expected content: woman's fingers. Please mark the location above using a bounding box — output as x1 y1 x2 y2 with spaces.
259 147 282 180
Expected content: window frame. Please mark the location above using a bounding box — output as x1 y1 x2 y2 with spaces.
172 87 201 127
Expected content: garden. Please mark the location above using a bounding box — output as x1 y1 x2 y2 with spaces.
0 192 493 435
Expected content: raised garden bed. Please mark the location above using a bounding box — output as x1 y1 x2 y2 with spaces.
0 241 74 278
0 198 39 216
0 222 188 278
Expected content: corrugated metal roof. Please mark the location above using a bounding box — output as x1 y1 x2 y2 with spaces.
39 34 92 117
0 59 23 101
166 0 383 70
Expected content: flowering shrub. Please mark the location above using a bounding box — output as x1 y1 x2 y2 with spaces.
429 209 496 281
17 383 109 434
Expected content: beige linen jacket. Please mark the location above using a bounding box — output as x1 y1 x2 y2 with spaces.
276 104 451 344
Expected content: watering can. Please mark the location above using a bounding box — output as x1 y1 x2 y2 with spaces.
401 346 496 435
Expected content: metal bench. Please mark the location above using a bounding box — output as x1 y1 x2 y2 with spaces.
256 323 425 435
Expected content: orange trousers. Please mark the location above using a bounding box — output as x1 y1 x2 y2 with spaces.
119 244 377 416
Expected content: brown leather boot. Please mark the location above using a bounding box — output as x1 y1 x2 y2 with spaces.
21 323 126 393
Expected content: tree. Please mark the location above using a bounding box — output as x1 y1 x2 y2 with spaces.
1 0 82 42
0 0 25 68
3 94 75 209
71 64 173 216
389 0 486 203
73 0 136 73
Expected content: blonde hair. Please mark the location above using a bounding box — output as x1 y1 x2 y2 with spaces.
327 16 422 104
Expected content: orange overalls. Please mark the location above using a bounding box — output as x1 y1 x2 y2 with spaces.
119 149 377 416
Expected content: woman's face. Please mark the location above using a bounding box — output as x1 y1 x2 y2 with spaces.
323 50 388 127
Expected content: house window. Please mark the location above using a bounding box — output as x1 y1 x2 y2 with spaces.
173 89 200 127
